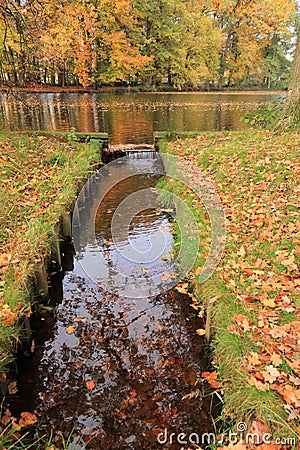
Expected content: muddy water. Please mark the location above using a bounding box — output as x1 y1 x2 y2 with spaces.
13 154 217 449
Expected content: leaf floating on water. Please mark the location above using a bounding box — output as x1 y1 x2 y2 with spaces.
86 380 95 390
73 317 88 323
128 389 137 403
141 268 149 273
160 273 171 281
196 328 206 336
66 325 75 334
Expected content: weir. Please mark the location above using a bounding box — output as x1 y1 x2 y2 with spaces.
101 144 157 163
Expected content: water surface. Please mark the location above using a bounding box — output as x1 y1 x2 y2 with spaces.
12 154 218 449
0 91 283 144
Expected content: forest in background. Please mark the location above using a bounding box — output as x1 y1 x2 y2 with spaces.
0 0 298 91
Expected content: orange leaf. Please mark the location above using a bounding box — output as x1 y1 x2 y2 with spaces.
201 371 220 388
18 412 37 427
129 390 137 403
66 325 75 334
196 328 206 336
86 380 95 390
247 375 269 391
160 273 171 281
0 253 12 267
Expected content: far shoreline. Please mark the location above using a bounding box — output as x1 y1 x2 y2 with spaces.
0 85 286 95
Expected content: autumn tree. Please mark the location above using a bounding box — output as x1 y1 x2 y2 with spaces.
276 26 300 130
0 0 297 89
216 0 296 88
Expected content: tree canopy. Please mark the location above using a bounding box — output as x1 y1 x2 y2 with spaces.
0 0 297 89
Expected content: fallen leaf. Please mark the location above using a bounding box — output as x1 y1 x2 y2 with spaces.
287 408 300 421
18 412 37 427
247 352 261 366
201 371 220 388
249 417 270 442
233 314 252 332
194 266 202 276
196 328 206 336
128 389 137 403
261 298 276 308
1 409 13 426
160 273 171 281
0 253 12 267
265 365 281 379
66 325 75 334
0 307 18 327
141 268 149 273
8 381 18 395
270 353 282 367
247 375 269 391
86 380 95 390
73 317 88 323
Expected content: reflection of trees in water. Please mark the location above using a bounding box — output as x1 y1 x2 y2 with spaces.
34 273 211 448
0 93 278 143
95 173 161 237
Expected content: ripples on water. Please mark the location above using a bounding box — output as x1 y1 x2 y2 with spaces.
0 92 283 144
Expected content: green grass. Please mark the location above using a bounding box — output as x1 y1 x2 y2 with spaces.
158 130 300 443
0 132 101 376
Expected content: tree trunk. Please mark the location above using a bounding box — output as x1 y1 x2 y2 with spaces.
276 27 300 130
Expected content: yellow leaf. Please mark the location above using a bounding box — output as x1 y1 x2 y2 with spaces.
196 328 206 336
261 298 276 308
176 287 188 294
194 266 202 276
73 317 88 323
66 325 75 334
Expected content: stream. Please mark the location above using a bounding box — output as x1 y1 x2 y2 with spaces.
10 151 218 449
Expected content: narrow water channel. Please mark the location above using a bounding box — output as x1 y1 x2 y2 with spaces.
12 152 217 449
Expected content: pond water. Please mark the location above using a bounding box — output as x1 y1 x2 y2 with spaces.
11 153 218 449
0 91 283 144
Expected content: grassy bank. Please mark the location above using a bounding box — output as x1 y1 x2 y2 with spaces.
160 130 299 445
0 132 100 376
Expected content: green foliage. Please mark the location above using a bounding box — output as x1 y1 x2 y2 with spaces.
0 0 296 90
241 101 283 128
67 127 78 142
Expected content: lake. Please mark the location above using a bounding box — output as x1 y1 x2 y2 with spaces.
0 91 284 144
